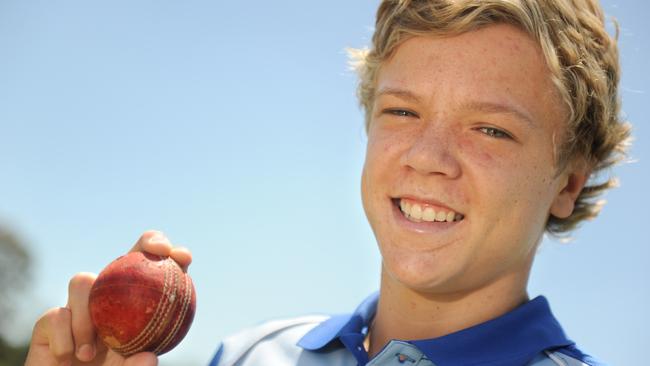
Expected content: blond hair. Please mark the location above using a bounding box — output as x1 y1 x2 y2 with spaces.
351 0 631 235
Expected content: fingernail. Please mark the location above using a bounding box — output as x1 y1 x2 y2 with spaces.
77 343 95 361
149 233 168 244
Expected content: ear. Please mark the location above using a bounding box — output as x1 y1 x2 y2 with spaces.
550 168 590 219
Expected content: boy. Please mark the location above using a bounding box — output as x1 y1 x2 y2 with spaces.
26 0 629 365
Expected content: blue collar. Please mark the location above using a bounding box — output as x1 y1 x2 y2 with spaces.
297 292 574 366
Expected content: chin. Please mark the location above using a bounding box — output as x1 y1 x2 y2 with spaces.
380 247 466 294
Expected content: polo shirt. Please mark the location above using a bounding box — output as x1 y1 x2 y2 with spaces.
210 292 605 365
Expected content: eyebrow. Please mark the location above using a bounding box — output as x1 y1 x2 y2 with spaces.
375 87 537 129
461 100 537 129
375 87 423 104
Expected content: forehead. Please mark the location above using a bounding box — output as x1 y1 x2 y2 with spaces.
375 24 567 128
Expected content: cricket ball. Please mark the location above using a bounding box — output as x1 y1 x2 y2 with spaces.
88 251 196 356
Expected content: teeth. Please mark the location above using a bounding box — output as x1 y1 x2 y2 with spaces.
446 211 455 222
435 211 447 222
410 204 422 220
422 207 436 222
398 199 463 223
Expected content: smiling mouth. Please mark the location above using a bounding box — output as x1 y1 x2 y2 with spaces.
392 198 465 223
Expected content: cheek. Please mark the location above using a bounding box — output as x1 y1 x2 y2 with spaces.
364 129 408 182
457 134 504 170
361 131 393 209
457 135 556 216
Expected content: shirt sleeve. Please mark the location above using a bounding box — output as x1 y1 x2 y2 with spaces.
208 315 329 366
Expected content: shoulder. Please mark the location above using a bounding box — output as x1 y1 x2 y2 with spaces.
528 345 609 366
208 315 352 366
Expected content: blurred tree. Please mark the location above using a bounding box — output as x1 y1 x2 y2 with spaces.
0 337 28 366
0 226 31 365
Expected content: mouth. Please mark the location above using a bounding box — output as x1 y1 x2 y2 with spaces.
391 197 465 224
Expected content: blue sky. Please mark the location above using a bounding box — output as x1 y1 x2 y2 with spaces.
1 1 648 365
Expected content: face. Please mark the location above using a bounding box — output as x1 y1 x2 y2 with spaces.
361 24 585 294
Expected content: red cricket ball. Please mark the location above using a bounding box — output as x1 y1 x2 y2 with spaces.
88 251 196 357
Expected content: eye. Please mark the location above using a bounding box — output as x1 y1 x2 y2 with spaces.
477 126 512 139
383 109 419 118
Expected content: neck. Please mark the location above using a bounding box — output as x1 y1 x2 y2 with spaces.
367 265 531 358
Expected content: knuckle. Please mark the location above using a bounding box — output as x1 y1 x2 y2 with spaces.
33 307 60 334
51 346 74 361
46 308 75 359
141 229 163 241
52 346 74 363
49 307 72 328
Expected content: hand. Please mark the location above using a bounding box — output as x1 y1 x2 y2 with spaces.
25 230 193 366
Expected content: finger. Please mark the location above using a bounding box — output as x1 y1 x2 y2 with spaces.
130 230 172 256
123 352 158 366
43 307 75 365
170 246 193 272
26 307 70 366
66 272 98 362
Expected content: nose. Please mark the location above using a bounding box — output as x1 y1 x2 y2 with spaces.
400 122 461 178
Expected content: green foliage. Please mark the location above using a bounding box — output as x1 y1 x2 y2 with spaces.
0 336 28 366
0 227 31 334
0 226 32 364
